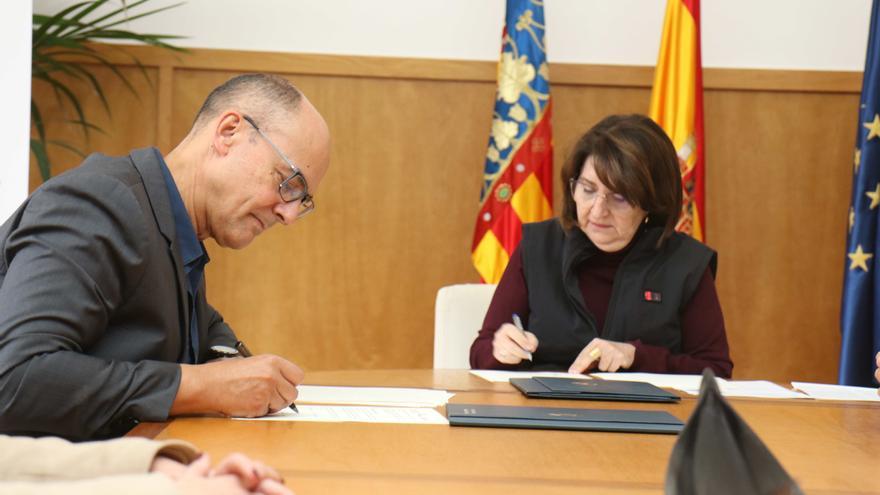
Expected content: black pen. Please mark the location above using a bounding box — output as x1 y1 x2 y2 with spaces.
235 340 299 414
511 313 533 361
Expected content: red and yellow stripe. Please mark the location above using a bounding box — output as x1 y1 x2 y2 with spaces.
649 0 706 242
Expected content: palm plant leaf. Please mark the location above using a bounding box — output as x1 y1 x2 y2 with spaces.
74 3 186 37
32 1 93 45
30 139 52 182
31 101 46 143
33 53 111 114
31 0 186 180
34 71 94 139
47 139 88 159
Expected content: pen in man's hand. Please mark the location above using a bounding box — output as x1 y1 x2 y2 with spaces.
235 340 299 414
511 313 533 361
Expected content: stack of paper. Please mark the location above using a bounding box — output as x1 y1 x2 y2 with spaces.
295 385 454 407
590 372 717 394
470 370 586 383
475 370 822 400
716 381 808 399
792 382 880 402
235 405 449 425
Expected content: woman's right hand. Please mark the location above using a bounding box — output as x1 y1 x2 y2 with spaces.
492 323 539 364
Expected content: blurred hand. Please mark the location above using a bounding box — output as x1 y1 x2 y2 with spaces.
211 452 284 490
568 338 635 374
173 354 304 417
875 352 879 391
492 323 539 365
152 453 294 495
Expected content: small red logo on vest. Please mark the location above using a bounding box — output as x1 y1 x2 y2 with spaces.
644 291 662 302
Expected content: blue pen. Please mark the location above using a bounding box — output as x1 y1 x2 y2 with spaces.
511 313 533 361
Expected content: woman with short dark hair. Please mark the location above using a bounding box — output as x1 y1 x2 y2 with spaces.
470 114 733 377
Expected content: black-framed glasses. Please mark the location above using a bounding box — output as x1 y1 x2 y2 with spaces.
242 114 315 217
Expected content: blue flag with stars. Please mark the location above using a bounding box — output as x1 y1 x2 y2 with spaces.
840 0 880 386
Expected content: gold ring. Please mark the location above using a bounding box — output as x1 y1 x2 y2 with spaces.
589 348 602 360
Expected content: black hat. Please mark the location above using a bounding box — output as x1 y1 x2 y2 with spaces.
665 368 803 495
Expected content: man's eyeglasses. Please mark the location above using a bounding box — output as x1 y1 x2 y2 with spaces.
569 178 634 213
242 114 315 217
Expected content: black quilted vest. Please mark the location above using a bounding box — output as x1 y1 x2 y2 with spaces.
520 219 716 370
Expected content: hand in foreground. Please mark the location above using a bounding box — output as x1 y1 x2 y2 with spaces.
152 453 293 495
568 338 635 374
875 352 879 392
492 323 539 365
173 354 304 417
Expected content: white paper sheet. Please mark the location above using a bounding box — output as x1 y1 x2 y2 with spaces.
469 370 588 383
716 381 808 399
591 373 807 398
589 372 725 393
295 385 454 407
791 382 880 402
234 405 449 424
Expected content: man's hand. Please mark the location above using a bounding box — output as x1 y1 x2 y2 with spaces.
568 338 635 374
171 354 304 417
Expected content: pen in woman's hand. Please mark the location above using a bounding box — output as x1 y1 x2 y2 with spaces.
511 313 533 361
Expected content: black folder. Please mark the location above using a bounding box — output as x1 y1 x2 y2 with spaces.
510 377 680 403
447 404 683 434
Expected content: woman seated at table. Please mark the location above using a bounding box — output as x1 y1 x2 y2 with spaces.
470 114 733 378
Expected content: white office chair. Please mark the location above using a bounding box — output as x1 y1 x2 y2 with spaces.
433 283 497 369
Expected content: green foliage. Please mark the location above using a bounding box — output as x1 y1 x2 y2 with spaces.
32 0 186 181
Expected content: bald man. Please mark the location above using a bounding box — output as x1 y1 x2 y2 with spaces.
0 74 330 439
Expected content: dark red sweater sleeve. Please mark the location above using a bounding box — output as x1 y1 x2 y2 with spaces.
629 268 733 378
469 246 529 369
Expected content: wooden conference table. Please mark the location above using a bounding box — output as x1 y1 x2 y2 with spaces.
132 370 880 495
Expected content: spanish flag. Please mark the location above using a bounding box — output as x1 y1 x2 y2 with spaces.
649 0 706 242
472 0 553 283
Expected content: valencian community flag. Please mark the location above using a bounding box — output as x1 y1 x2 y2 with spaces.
840 0 880 386
649 0 706 242
472 0 553 284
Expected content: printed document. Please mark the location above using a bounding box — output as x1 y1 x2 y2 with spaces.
470 369 587 383
716 381 808 399
792 382 880 402
590 372 722 393
296 385 454 407
235 405 449 424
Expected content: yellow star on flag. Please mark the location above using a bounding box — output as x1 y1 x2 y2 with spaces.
864 114 880 140
849 207 855 232
867 182 880 210
848 244 874 272
854 148 861 173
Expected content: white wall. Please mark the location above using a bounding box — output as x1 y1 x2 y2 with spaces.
34 0 874 71
1 2 31 220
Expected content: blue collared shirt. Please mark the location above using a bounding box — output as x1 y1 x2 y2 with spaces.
156 149 209 364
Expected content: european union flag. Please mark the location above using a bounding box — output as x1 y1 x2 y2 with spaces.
840 0 880 386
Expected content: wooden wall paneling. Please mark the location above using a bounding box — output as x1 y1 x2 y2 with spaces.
90 45 862 93
26 45 864 382
156 65 175 152
29 65 159 191
173 69 494 371
549 84 653 212
705 89 859 382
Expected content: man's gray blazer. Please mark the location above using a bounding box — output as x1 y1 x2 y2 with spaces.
0 147 237 440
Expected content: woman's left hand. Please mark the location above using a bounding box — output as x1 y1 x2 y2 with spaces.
568 338 635 374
